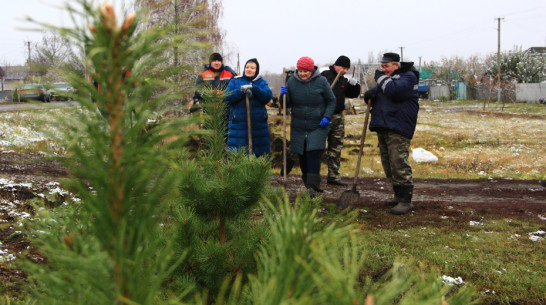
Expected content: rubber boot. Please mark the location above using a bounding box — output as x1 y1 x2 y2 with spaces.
385 185 402 206
303 174 323 193
306 173 322 198
390 185 414 215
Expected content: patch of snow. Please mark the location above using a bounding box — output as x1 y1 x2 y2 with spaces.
442 275 464 286
0 248 17 262
469 221 485 226
528 230 545 242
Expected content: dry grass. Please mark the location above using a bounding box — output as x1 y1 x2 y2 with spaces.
340 100 546 180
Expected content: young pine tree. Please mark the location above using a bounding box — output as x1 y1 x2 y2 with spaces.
171 88 273 297
21 1 199 304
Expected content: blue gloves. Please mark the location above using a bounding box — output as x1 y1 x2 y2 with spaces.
280 86 288 94
374 69 384 81
319 117 330 127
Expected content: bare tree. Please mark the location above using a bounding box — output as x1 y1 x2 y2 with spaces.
135 0 224 68
27 31 84 81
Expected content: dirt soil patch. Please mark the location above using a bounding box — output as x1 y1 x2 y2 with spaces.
270 175 546 227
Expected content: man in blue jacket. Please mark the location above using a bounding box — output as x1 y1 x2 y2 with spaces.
365 52 419 215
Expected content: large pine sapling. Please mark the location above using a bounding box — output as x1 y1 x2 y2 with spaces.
172 88 272 296
20 1 198 304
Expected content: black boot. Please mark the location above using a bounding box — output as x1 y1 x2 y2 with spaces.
327 179 349 186
390 185 414 215
385 185 402 206
306 174 322 198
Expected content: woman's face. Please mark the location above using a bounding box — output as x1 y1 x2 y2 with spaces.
298 70 311 80
245 62 257 77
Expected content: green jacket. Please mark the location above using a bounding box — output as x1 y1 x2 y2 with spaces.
286 69 336 154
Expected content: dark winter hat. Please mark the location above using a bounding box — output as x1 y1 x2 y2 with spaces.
381 52 400 63
297 56 315 72
334 55 351 68
209 52 223 63
245 58 260 76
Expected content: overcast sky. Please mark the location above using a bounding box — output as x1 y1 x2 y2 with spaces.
2 0 545 73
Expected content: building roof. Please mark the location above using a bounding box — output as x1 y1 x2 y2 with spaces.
526 47 546 54
1 66 27 81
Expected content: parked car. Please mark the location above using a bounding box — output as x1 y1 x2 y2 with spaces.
19 83 52 102
50 82 75 101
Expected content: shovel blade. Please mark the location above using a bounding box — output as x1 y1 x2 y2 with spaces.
337 189 359 210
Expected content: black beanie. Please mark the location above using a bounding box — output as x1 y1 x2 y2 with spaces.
245 58 260 76
334 55 351 68
209 52 223 63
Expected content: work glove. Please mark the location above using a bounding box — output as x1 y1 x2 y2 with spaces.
347 77 358 86
319 117 330 127
241 84 253 98
364 89 376 104
280 85 288 95
374 69 384 81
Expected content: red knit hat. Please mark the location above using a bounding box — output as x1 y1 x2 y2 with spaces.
297 56 315 72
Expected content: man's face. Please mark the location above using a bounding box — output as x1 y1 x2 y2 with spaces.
333 65 348 76
381 62 399 76
211 60 222 70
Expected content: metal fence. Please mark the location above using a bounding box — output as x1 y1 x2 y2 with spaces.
516 83 546 103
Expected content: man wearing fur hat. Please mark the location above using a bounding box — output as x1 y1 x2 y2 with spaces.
364 52 419 215
193 52 237 105
320 55 361 186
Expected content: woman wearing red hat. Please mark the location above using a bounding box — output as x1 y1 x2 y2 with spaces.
279 56 336 198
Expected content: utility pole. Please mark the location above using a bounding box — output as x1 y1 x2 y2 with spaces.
236 53 240 74
399 47 404 61
26 41 31 64
496 17 504 103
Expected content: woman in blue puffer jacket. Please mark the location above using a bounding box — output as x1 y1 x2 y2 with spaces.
225 58 273 156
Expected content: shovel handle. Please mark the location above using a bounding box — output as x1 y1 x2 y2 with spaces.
245 94 253 155
353 100 371 185
330 69 343 89
282 68 288 182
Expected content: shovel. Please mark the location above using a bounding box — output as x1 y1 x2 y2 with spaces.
282 68 288 183
245 93 253 155
331 69 343 89
338 98 372 209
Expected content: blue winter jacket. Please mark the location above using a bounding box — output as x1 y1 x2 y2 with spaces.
224 74 273 156
369 62 420 139
286 68 336 154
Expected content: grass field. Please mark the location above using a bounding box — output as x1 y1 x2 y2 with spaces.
1 100 545 304
268 100 546 180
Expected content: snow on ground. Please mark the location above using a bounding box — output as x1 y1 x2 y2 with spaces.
0 110 67 151
0 178 77 262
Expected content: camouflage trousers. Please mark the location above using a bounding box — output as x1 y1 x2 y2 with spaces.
376 130 413 186
326 113 345 181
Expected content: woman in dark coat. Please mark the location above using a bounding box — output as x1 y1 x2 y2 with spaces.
280 56 336 197
225 58 273 156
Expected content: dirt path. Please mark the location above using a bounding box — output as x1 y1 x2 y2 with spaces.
270 174 546 225
1 150 544 219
